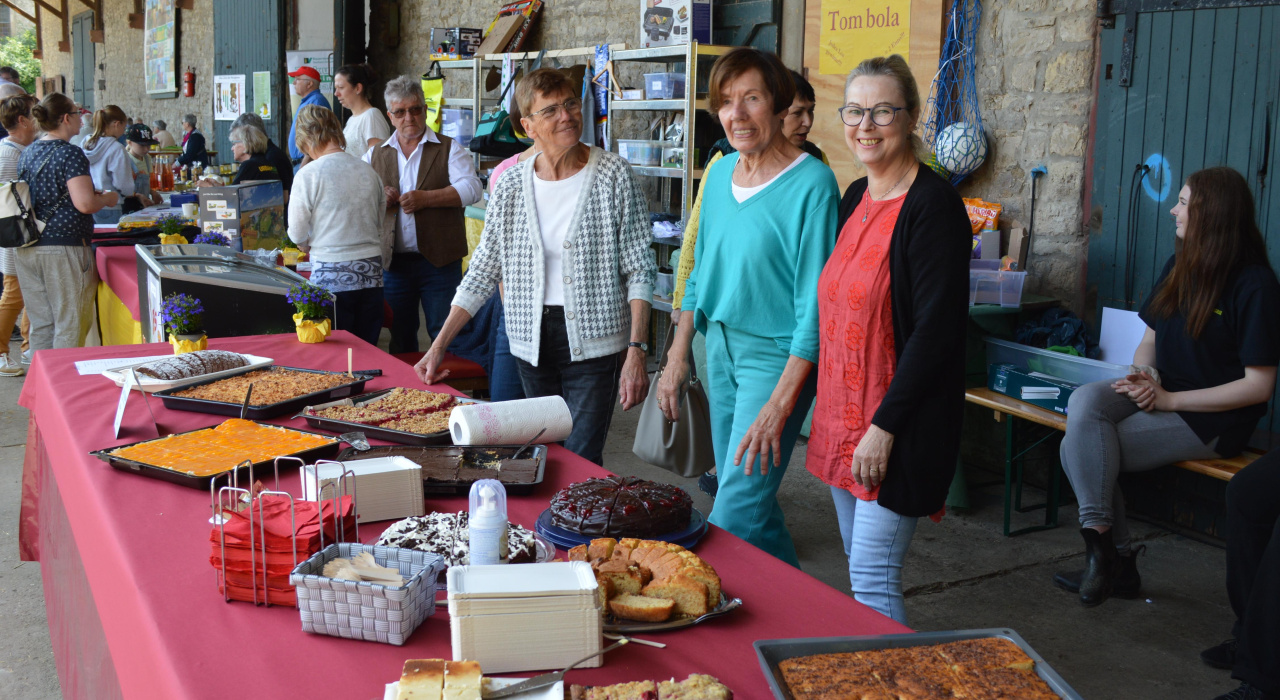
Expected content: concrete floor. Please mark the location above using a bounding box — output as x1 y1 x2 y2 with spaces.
0 354 1247 699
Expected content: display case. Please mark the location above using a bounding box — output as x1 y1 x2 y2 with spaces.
135 244 334 343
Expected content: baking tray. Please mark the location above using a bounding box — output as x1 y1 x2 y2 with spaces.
754 628 1083 700
297 388 478 446
335 444 548 496
89 421 343 490
102 353 274 393
155 366 376 420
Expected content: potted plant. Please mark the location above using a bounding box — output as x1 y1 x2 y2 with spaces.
287 282 332 343
193 231 231 247
159 292 207 353
156 213 188 245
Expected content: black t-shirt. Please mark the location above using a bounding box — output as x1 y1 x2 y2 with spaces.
1139 254 1280 456
19 139 92 246
264 140 294 191
233 153 283 185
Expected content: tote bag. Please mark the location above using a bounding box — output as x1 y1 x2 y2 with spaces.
632 322 716 477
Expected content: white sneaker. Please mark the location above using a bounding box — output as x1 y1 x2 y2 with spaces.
20 349 31 366
0 352 24 376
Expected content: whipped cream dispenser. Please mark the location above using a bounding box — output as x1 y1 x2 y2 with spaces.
468 479 509 565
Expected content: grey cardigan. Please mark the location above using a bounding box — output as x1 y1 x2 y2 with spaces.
452 147 656 366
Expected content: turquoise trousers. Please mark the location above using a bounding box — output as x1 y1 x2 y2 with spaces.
704 321 816 567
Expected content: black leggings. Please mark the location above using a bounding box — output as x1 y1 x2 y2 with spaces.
1226 450 1280 694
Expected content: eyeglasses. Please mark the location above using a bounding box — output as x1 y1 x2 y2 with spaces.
838 105 905 127
387 105 425 119
230 140 243 146
529 97 582 121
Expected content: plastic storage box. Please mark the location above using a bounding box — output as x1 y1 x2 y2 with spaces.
985 336 1129 386
969 259 1027 307
616 139 665 166
441 108 474 148
644 72 686 100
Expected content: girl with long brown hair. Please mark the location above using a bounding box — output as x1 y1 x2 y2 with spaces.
80 104 135 223
1055 166 1280 608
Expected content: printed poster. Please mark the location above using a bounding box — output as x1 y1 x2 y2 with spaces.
144 0 178 94
818 0 911 75
252 71 272 119
214 75 246 121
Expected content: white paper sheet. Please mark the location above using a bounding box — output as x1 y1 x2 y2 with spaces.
1099 307 1148 365
76 355 171 376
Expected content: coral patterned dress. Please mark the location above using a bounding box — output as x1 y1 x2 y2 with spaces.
806 192 904 502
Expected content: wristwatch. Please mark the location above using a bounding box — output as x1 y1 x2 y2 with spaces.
628 341 649 353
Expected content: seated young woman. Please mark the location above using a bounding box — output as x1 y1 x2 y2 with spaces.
1055 166 1280 607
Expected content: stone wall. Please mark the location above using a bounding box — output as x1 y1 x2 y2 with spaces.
37 0 213 140
959 0 1097 310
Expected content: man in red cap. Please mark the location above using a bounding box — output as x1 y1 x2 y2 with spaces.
287 65 331 170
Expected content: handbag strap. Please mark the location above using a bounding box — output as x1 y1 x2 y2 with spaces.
655 318 699 382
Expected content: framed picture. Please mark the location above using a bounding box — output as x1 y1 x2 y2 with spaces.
144 0 178 96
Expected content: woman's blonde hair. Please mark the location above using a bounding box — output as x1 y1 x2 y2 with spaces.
85 104 127 149
294 105 346 155
229 124 268 155
845 55 926 159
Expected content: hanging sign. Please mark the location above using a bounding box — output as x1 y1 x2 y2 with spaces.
818 0 912 75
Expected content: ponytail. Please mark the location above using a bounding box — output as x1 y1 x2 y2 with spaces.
84 104 127 149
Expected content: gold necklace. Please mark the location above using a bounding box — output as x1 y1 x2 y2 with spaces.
863 165 913 223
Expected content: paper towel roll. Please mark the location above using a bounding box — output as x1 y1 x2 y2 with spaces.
449 396 574 445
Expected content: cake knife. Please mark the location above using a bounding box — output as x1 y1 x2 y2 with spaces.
482 639 629 699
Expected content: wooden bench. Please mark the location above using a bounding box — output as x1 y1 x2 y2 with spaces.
964 387 1262 535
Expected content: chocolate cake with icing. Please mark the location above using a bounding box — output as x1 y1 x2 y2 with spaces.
375 511 538 567
550 476 693 538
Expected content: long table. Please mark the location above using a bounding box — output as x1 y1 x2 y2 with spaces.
18 332 907 699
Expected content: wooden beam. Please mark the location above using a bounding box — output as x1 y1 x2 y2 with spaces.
31 3 41 59
33 0 60 19
57 0 68 53
0 0 36 24
176 0 192 9
128 0 142 29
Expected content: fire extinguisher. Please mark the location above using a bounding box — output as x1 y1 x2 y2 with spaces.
182 67 195 97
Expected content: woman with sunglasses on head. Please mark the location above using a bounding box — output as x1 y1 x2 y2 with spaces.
804 55 970 623
1054 166 1280 610
418 68 655 466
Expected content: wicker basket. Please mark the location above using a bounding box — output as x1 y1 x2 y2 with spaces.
290 543 445 645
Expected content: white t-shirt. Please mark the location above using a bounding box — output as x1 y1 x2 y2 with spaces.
343 108 392 159
532 164 588 306
731 153 808 203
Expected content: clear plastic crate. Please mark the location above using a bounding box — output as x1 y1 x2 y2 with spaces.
644 72 686 99
441 108 474 148
969 260 1026 307
985 336 1129 387
616 139 665 166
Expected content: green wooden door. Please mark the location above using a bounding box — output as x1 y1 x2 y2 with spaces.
1090 5 1280 438
212 0 287 162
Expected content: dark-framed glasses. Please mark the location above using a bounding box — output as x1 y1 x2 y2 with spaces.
531 97 582 121
388 105 426 119
838 105 905 127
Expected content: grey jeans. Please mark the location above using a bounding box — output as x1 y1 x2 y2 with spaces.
14 244 97 351
1060 380 1219 551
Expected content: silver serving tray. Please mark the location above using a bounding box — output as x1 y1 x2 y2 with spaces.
604 592 741 633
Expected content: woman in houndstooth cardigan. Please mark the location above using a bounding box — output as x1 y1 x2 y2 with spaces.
417 69 656 465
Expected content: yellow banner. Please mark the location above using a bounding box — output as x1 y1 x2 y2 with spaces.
818 1 911 76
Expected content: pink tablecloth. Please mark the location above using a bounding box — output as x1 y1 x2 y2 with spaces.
95 246 142 320
18 332 907 699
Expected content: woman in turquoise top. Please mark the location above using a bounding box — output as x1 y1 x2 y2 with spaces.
655 48 839 566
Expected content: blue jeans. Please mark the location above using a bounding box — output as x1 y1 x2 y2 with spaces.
490 303 526 402
384 254 463 353
830 486 919 625
515 306 623 466
333 286 384 347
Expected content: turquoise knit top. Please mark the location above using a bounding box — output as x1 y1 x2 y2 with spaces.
682 152 839 363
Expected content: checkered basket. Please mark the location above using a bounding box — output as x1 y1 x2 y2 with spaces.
290 543 445 645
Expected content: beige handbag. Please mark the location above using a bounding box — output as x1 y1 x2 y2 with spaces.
631 322 716 477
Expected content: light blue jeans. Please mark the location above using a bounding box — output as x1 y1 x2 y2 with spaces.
830 486 919 625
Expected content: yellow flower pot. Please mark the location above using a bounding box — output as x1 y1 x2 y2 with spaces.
169 333 208 354
293 313 331 344
160 233 189 245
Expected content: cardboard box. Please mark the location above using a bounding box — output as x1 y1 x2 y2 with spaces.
1007 227 1028 271
987 363 1079 415
197 180 286 251
641 0 711 49
430 27 483 60
980 228 1001 260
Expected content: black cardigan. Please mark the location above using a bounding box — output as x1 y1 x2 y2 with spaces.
838 164 971 517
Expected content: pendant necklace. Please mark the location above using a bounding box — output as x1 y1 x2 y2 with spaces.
863 165 912 223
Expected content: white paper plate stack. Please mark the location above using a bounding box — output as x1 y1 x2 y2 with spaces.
301 457 425 524
447 562 602 674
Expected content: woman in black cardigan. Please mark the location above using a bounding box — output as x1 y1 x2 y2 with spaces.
804 55 969 624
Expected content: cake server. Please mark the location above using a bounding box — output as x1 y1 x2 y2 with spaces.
512 428 547 460
482 639 630 699
239 383 254 419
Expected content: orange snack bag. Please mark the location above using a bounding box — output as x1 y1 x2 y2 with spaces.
963 198 1002 235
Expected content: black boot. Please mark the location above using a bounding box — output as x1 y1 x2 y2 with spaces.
1077 527 1118 607
1054 544 1145 598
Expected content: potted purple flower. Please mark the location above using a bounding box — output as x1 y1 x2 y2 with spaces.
193 231 232 247
159 292 207 353
287 282 333 343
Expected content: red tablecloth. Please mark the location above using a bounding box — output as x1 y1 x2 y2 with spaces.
96 246 142 320
18 332 907 699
